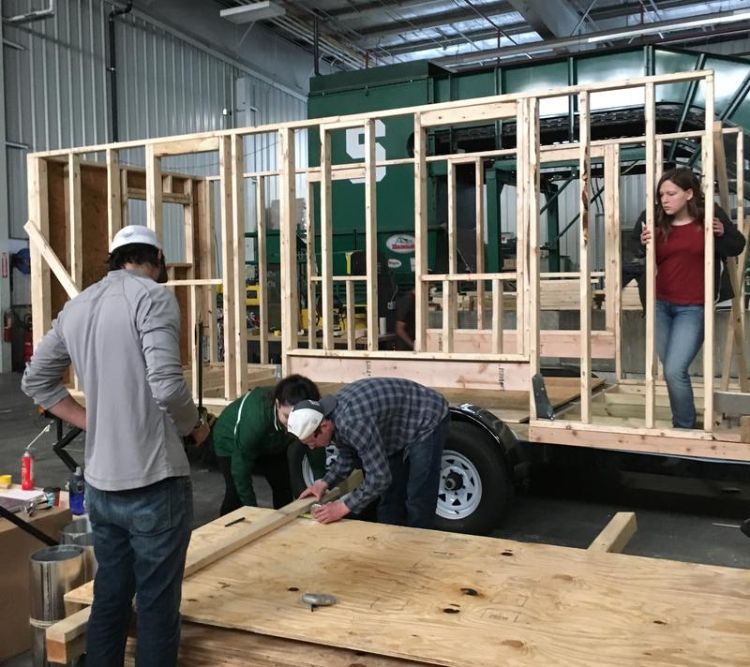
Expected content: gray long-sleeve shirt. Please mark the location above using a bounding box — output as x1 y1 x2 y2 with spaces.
22 269 198 491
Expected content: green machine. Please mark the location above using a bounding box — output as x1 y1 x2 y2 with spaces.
307 45 750 282
307 62 445 298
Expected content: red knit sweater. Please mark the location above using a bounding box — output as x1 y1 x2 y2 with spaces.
655 221 705 304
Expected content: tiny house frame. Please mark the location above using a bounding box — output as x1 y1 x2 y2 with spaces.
26 69 750 461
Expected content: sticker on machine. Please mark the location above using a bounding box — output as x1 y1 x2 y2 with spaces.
385 234 415 254
387 258 402 269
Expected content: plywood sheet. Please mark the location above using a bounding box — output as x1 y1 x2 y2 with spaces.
73 508 750 667
125 623 428 667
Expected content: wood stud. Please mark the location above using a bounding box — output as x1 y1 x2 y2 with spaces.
578 91 592 424
644 82 657 428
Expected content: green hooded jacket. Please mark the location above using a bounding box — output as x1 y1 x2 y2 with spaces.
212 386 295 506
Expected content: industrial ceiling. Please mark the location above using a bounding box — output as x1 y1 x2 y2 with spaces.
214 0 750 71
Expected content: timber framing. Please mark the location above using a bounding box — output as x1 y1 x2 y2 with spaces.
26 69 750 458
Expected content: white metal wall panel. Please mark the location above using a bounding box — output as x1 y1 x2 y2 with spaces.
499 172 652 273
3 0 308 261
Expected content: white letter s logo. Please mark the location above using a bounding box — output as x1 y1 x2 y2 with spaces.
345 120 386 183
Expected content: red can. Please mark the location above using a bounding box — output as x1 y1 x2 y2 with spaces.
21 450 34 490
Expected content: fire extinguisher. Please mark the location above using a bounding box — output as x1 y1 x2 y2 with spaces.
3 310 12 343
21 449 34 490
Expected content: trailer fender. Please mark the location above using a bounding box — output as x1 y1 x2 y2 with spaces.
448 403 519 459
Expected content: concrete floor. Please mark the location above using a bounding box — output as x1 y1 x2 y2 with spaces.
1 371 749 665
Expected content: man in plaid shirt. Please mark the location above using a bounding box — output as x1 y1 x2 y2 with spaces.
288 377 450 528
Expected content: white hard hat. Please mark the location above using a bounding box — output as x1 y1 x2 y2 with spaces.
109 225 161 253
287 396 337 440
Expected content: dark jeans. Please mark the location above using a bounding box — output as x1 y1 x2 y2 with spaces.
217 452 293 515
377 415 450 529
85 477 193 667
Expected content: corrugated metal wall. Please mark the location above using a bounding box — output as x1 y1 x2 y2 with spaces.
500 174 647 272
3 0 307 310
4 0 308 296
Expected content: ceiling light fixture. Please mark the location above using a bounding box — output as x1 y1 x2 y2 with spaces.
220 1 286 25
586 9 750 43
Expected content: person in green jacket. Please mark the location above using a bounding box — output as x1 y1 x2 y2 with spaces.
212 374 320 515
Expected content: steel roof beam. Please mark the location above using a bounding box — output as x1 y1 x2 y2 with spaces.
506 0 585 38
371 23 530 55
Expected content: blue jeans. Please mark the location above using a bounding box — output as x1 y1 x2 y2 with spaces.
655 300 705 429
85 477 193 667
377 415 450 529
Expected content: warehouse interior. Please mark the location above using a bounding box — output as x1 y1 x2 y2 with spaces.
2 1 750 666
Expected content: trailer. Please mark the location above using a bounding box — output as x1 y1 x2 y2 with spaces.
26 65 750 536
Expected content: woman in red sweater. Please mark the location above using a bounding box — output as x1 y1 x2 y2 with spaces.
640 168 745 428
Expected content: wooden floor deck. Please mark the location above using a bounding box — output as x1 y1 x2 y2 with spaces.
72 507 750 667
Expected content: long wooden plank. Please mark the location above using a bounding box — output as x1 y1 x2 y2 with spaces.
644 82 657 428
364 119 379 351
152 137 220 156
702 74 716 431
527 97 541 419
588 512 637 553
257 175 269 364
24 220 79 300
46 606 90 664
125 187 192 205
413 113 428 352
528 421 750 460
219 136 237 398
67 154 82 289
230 135 247 395
474 158 486 329
27 156 51 346
319 126 334 351
105 149 122 242
420 100 516 126
578 91 592 423
145 145 163 240
514 100 528 360
279 127 299 368
184 478 355 578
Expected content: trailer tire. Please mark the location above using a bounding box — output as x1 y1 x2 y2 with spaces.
435 420 511 535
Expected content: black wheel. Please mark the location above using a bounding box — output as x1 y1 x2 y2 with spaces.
435 421 512 535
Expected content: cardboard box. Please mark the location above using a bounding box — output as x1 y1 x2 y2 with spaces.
0 502 72 661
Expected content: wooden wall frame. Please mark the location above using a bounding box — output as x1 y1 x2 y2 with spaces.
26 69 750 459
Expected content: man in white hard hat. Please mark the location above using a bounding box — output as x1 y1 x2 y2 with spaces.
23 224 209 666
288 377 449 529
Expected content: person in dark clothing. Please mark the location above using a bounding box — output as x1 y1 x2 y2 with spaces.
394 288 416 350
288 377 450 529
638 168 745 428
212 374 319 515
